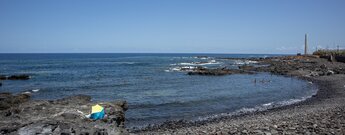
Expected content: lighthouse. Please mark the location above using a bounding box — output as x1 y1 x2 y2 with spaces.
304 34 308 55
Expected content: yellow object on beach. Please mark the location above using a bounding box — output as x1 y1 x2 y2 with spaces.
91 104 104 114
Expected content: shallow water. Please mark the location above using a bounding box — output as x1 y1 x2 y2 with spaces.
0 53 316 128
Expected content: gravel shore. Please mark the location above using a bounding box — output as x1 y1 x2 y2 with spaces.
137 56 345 134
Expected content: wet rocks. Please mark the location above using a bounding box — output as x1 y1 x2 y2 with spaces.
187 68 232 76
8 75 30 80
187 68 254 76
195 56 209 59
0 74 30 80
0 76 6 80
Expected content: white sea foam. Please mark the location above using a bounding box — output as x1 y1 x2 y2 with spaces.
169 66 197 72
233 60 258 65
193 56 211 60
262 102 273 107
171 67 180 71
32 89 40 92
173 60 221 66
23 91 31 94
179 63 194 65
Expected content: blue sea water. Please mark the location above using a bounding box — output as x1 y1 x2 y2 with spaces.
0 53 316 128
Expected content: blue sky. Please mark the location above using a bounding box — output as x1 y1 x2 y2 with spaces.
0 0 344 54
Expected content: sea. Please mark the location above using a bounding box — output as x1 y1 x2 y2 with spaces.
0 53 317 128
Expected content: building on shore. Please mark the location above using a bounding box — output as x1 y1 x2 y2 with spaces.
305 34 308 55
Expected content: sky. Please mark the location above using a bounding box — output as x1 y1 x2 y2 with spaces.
0 0 344 54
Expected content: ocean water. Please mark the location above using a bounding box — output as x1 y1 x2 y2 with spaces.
0 53 316 128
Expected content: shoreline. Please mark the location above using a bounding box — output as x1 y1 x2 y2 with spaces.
137 56 345 134
129 75 318 132
1 55 345 134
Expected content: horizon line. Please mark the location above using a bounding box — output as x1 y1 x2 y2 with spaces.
0 52 294 55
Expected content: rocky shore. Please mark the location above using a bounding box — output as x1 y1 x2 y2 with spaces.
0 93 129 134
138 56 345 134
1 55 345 134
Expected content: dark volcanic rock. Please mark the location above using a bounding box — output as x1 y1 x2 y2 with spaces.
54 94 92 105
187 68 254 76
187 69 231 76
0 74 30 80
238 65 255 70
100 100 128 128
0 93 31 110
7 75 30 80
0 75 6 80
195 56 209 59
237 55 345 77
0 94 129 134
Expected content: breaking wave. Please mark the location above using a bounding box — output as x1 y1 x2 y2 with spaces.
171 60 221 66
165 66 197 72
232 60 258 65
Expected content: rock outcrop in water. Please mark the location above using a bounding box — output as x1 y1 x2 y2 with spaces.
184 55 344 76
244 56 345 77
0 93 129 134
0 75 30 80
187 67 254 76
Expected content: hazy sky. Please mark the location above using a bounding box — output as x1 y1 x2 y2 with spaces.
1 0 344 54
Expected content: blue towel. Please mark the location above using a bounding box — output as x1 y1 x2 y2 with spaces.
90 109 105 120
